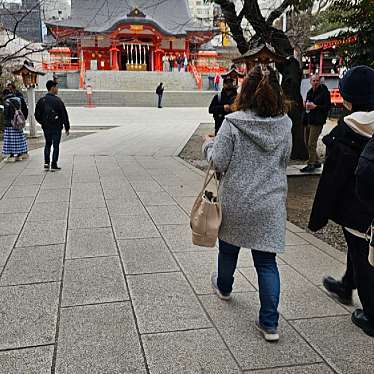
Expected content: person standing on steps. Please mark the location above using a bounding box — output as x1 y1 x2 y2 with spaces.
183 53 188 72
301 75 331 173
176 54 182 72
156 82 164 108
35 80 70 171
162 54 168 72
203 66 292 342
169 54 174 72
308 66 374 337
209 77 237 135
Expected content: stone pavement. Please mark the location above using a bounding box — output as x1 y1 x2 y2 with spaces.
0 108 373 374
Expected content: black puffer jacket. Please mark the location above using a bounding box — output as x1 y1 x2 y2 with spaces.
309 121 372 233
303 84 331 126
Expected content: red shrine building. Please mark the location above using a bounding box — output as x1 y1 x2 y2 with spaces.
45 0 212 72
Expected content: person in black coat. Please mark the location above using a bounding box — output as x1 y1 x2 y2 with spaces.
6 82 29 120
155 82 164 108
308 66 374 337
301 75 331 172
35 80 70 171
208 77 237 135
2 88 29 161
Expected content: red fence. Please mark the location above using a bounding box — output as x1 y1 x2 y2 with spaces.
42 61 80 72
191 63 203 90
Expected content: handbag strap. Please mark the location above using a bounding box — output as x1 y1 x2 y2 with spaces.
200 161 219 197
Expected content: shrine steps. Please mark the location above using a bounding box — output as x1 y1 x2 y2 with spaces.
84 71 198 91
34 89 216 107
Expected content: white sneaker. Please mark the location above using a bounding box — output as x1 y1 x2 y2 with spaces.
211 272 232 301
255 320 279 342
6 156 16 162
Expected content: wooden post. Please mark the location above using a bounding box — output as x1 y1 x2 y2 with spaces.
26 87 37 137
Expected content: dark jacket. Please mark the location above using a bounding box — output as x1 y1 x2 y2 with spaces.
3 93 28 128
208 89 237 133
356 134 374 213
303 84 331 126
309 121 372 233
156 85 164 96
35 93 70 132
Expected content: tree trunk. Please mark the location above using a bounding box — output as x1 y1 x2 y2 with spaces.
214 0 308 160
276 58 308 160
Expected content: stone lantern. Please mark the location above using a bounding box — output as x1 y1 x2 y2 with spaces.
13 61 45 137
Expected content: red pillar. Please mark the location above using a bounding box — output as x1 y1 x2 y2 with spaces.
110 42 119 71
154 40 162 72
154 49 163 71
319 50 324 76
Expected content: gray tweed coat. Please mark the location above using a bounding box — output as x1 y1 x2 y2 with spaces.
203 110 292 253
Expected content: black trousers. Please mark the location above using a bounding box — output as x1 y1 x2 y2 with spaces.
342 248 356 290
43 128 62 166
343 228 374 324
157 94 163 108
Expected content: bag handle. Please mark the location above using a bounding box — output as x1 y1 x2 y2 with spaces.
200 161 219 197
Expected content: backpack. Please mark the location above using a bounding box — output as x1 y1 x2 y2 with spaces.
355 136 374 209
9 99 26 130
41 98 60 128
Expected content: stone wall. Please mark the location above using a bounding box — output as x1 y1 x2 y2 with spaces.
35 90 216 107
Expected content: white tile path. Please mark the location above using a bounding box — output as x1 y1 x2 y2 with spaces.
0 108 372 373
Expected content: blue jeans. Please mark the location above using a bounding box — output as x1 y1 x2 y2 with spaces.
217 239 280 330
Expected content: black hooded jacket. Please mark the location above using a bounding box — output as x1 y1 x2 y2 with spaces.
309 121 372 233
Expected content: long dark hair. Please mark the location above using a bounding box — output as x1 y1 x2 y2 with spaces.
234 65 287 117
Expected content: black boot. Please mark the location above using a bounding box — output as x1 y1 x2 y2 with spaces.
352 309 374 337
323 276 353 305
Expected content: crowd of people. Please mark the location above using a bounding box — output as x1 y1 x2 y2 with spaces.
206 64 374 341
162 53 189 72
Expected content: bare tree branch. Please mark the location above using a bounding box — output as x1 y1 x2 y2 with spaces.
266 0 293 26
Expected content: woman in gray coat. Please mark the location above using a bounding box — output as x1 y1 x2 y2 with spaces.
203 66 292 342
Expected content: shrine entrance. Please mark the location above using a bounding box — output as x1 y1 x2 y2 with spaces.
119 41 152 71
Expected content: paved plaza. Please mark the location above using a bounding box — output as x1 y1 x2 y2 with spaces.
0 108 373 373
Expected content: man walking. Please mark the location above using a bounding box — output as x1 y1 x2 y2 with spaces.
156 82 164 108
35 80 70 171
209 77 237 135
301 75 331 173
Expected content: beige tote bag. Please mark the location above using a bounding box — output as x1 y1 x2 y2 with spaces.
190 162 222 247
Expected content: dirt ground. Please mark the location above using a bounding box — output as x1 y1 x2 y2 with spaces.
179 122 347 252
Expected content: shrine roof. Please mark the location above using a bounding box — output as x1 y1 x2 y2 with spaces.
46 0 208 35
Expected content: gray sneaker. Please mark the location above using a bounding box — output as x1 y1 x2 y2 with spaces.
211 272 231 301
255 320 279 342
